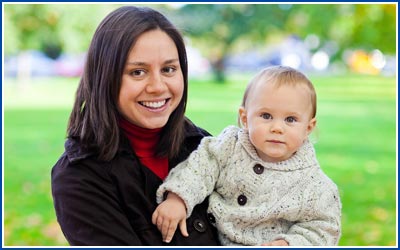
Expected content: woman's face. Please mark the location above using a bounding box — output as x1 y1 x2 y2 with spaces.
118 29 184 129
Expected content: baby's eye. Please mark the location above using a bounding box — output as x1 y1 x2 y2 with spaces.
261 113 272 120
285 116 297 123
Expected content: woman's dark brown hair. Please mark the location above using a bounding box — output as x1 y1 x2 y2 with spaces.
67 6 188 161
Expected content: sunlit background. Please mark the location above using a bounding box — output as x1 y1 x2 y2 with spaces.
3 3 397 246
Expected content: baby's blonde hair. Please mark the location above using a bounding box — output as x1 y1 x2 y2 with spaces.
239 65 317 126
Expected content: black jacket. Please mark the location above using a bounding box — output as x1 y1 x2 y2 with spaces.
51 120 220 246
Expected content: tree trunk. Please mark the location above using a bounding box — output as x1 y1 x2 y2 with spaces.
212 56 225 83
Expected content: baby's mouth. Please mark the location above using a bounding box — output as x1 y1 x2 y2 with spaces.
267 140 284 144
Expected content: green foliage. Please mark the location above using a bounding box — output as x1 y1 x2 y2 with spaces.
288 4 396 55
5 4 395 80
175 4 396 81
3 4 176 55
4 4 63 57
178 4 396 55
351 4 396 53
176 4 292 81
2 4 130 55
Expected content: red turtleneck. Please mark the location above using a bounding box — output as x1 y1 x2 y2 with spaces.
119 117 169 180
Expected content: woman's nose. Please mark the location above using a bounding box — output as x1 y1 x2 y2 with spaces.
146 72 167 93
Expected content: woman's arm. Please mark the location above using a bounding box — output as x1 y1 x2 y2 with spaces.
51 156 143 245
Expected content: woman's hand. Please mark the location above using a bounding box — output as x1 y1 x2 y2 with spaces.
261 239 289 246
152 192 188 243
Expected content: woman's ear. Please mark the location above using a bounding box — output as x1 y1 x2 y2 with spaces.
307 118 317 135
238 107 248 128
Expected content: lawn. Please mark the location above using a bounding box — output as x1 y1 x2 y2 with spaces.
2 73 397 246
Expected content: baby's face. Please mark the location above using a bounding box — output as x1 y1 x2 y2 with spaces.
239 82 316 162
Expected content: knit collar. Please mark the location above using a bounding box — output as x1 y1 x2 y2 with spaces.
237 128 318 171
118 117 162 157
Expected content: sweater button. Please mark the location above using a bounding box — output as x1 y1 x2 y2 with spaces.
253 164 264 174
237 194 247 206
207 213 216 224
193 219 207 233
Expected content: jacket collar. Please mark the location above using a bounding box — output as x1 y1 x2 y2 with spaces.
64 138 95 163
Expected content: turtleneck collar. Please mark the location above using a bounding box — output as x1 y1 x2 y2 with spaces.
118 116 162 157
118 116 169 180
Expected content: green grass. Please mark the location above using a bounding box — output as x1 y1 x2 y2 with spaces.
3 73 397 246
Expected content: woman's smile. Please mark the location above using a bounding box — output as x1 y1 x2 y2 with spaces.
139 98 170 110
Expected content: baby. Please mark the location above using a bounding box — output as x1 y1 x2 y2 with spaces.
152 65 342 246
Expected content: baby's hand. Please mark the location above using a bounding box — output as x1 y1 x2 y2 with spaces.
152 192 188 243
261 239 289 246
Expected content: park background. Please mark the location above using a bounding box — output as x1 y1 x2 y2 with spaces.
3 3 397 246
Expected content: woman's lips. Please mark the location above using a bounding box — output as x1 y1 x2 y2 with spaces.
139 98 169 109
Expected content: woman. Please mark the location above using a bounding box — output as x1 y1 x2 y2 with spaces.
51 6 220 246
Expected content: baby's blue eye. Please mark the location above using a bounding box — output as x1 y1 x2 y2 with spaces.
261 113 272 120
286 116 297 123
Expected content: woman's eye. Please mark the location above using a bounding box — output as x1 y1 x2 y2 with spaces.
131 69 145 77
261 113 272 120
162 66 176 74
286 116 297 123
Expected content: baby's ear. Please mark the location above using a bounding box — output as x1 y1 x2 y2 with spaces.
238 107 248 128
307 118 317 135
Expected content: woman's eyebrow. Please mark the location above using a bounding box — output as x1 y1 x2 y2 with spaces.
126 59 179 66
126 59 179 67
126 61 147 66
164 59 179 64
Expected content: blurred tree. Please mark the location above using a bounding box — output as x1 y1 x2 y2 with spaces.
4 4 122 85
285 4 396 61
4 4 396 83
3 3 175 85
176 4 291 82
4 4 63 58
4 4 122 56
4 4 176 56
350 4 396 53
5 4 63 86
176 4 396 82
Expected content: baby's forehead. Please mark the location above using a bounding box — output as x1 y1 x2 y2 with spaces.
250 81 314 107
252 79 309 93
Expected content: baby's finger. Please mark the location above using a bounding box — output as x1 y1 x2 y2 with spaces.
161 220 173 242
261 240 288 246
179 219 189 237
156 216 164 232
164 222 178 243
151 210 158 225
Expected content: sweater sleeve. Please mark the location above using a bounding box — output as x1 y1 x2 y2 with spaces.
273 178 342 246
156 126 238 217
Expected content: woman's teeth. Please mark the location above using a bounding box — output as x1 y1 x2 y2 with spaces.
140 100 166 108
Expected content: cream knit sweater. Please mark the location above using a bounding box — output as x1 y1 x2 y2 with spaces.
157 126 341 246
